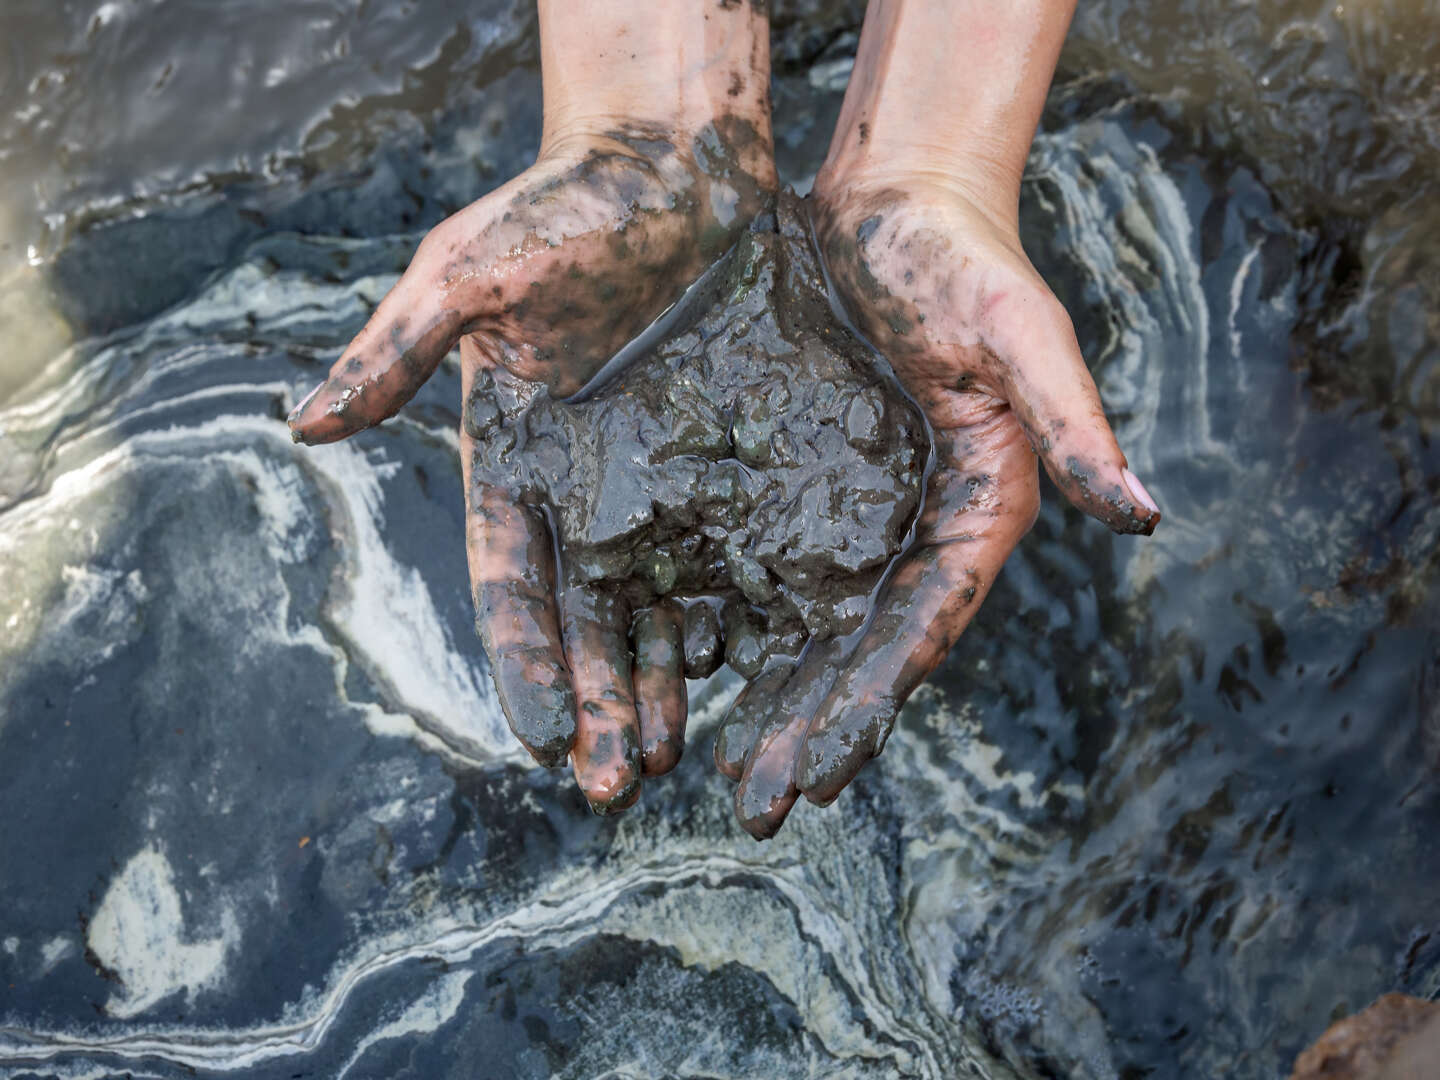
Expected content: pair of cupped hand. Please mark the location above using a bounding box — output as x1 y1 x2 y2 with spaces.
287 118 1160 839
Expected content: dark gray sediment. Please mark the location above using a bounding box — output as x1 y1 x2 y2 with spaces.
468 192 927 664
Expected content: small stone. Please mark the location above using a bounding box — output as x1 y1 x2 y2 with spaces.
843 387 886 452
769 430 798 467
731 394 773 466
464 393 502 438
725 540 777 603
645 551 678 595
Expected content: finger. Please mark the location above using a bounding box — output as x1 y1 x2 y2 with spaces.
796 421 1037 805
721 600 771 679
733 638 848 840
464 482 576 768
632 601 687 777
288 216 483 445
993 291 1160 535
713 662 795 782
683 600 723 679
561 583 643 814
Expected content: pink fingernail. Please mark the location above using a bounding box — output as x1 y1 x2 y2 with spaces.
1123 468 1160 515
288 383 321 426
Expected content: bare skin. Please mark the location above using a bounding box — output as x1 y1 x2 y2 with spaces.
289 0 777 814
719 0 1161 839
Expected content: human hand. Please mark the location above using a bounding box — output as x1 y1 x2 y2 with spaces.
287 111 775 436
289 1 777 814
717 177 1159 840
712 0 1160 840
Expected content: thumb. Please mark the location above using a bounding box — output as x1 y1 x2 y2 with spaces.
288 227 470 446
994 291 1161 535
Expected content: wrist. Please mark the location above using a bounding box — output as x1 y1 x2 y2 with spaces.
814 0 1074 232
814 154 1022 239
536 0 774 172
539 87 729 156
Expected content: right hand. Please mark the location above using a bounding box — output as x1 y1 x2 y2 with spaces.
289 120 776 813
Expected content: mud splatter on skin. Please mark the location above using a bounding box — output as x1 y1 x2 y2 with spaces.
1061 456 1157 536
811 186 1159 536
290 116 776 445
576 722 643 815
631 601 687 777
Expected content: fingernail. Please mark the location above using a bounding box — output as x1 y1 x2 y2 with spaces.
287 383 321 427
1123 468 1160 515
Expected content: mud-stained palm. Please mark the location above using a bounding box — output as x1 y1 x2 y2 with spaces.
289 123 776 813
722 178 1161 839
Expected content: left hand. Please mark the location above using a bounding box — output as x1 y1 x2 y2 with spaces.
713 171 1161 840
288 121 774 814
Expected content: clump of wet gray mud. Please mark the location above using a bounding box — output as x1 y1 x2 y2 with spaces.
466 192 928 674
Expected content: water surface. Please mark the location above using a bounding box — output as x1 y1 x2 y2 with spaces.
1 2 1437 1077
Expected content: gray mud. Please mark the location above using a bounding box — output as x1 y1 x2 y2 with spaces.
466 192 928 675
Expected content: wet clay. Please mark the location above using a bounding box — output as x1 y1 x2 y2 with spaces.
465 192 928 675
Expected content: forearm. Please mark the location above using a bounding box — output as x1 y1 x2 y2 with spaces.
815 0 1076 225
538 0 773 150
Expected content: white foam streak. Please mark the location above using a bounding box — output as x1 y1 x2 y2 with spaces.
0 412 518 766
0 853 936 1075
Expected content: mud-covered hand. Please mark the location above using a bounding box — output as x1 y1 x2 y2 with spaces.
799 179 1158 792
288 0 777 813
716 0 1160 839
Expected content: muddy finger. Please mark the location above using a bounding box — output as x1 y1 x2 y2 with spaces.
796 538 1011 805
632 601 687 777
288 232 469 444
734 638 848 840
561 583 642 814
683 599 723 679
465 483 576 767
713 662 795 782
996 297 1161 535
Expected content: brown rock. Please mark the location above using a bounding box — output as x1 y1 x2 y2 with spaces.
1290 993 1440 1079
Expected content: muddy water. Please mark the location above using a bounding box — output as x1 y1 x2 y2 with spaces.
0 2 1437 1078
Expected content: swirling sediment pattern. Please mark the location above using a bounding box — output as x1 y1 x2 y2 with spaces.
1 2 1438 1078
